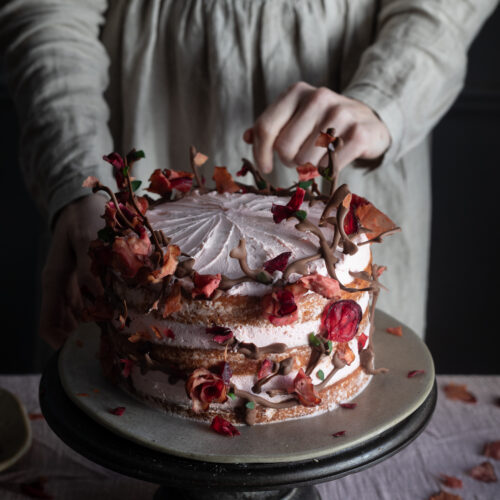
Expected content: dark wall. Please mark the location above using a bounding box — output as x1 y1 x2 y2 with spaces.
1 6 499 374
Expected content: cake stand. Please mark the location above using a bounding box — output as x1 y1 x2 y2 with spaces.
40 310 436 499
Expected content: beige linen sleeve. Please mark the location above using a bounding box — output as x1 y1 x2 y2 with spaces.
343 0 498 166
0 0 114 225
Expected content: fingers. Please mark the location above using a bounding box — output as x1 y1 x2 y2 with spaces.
252 81 313 173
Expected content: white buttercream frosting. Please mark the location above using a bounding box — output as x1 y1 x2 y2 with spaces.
147 191 371 296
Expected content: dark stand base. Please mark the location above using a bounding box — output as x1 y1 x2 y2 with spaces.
40 352 436 499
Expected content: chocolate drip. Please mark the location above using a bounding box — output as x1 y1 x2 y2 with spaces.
236 342 287 359
233 388 297 410
357 228 401 246
283 253 321 280
219 275 253 290
315 352 347 391
360 343 388 375
251 357 294 394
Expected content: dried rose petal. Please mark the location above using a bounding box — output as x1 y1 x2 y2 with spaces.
407 370 425 378
357 333 368 352
429 492 463 500
440 475 463 489
483 441 500 460
291 368 321 407
271 188 305 223
119 358 134 378
386 326 403 337
332 430 346 438
263 252 292 273
210 415 240 437
206 326 233 344
186 368 227 412
29 413 44 421
192 272 221 298
321 300 362 342
262 288 298 326
340 403 357 409
213 166 240 194
258 359 274 380
103 152 127 190
164 328 175 340
109 407 126 416
297 273 340 299
236 161 252 177
296 163 320 181
82 176 100 188
469 461 497 482
315 131 336 148
443 383 477 404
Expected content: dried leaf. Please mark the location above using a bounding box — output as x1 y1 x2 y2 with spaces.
213 166 240 193
469 461 497 482
443 383 477 404
386 326 403 337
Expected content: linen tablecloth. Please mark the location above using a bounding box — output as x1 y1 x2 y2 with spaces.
0 375 499 500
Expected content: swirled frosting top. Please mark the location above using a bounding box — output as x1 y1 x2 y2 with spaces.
147 191 370 296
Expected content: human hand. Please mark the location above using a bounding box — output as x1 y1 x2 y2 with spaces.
244 82 391 174
39 194 106 349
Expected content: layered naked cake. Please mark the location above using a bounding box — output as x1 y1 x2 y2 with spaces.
85 137 398 428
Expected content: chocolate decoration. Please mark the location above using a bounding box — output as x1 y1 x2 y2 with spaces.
236 342 287 359
315 351 347 391
232 388 297 410
251 357 294 394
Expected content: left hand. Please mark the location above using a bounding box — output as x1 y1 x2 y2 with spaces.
244 82 391 174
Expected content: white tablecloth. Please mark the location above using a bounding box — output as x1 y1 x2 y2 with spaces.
0 375 499 500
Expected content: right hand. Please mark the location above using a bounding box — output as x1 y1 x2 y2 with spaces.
39 194 106 349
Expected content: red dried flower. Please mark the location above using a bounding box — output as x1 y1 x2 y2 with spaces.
109 407 126 416
119 358 134 378
290 368 321 407
296 163 320 181
186 368 228 413
357 333 368 352
213 166 240 193
111 228 153 279
271 188 305 223
469 461 497 482
236 162 252 177
483 440 500 460
407 370 425 378
440 475 463 489
297 273 340 299
206 326 234 344
443 383 477 404
147 168 194 196
321 300 362 342
192 272 221 298
386 326 403 337
162 283 182 318
262 289 298 326
103 152 127 190
258 359 274 380
340 403 357 409
263 252 292 274
332 430 346 438
210 415 240 437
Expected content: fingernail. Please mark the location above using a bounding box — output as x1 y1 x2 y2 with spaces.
243 128 254 144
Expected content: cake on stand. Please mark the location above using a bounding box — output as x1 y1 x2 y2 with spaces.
40 310 436 499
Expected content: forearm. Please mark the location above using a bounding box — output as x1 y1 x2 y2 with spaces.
343 0 498 165
0 0 114 225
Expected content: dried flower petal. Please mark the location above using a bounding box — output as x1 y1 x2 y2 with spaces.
263 252 292 273
296 163 320 181
119 358 134 378
258 359 274 380
162 283 182 318
82 176 100 188
483 441 500 460
28 413 44 421
193 151 208 167
428 492 463 500
408 370 425 378
332 430 346 438
186 368 227 412
340 403 357 409
291 368 321 407
192 272 221 298
206 326 234 344
357 333 368 352
321 300 362 342
210 415 240 437
271 188 305 223
469 461 497 482
297 273 340 299
443 383 477 403
440 475 463 489
213 166 240 193
336 342 355 366
315 131 336 148
109 407 126 416
262 288 298 326
386 326 403 337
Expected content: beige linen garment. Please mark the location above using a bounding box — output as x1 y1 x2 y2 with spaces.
0 0 497 337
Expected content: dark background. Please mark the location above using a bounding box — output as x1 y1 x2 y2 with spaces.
1 7 499 375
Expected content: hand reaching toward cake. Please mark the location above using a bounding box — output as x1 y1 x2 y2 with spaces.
39 195 106 349
244 82 391 174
